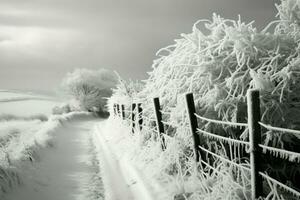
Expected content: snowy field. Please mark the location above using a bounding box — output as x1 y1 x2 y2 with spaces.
0 90 36 101
0 90 59 116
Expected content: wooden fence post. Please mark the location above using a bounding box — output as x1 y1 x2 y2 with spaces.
138 103 143 130
247 89 263 200
131 103 136 133
185 93 200 162
153 98 166 150
121 104 125 120
116 104 120 117
113 104 116 116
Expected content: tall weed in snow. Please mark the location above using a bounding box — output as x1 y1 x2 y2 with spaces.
108 0 300 199
0 111 92 197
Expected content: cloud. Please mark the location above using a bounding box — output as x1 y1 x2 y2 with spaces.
0 0 278 91
0 26 81 60
0 35 10 43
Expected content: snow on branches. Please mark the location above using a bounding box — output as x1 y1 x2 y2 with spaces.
62 68 118 112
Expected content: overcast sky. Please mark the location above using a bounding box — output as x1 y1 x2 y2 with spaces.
0 0 278 92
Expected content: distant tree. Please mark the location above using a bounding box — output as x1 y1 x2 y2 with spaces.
62 68 118 113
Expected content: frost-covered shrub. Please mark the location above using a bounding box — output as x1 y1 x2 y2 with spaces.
62 68 118 112
52 104 71 115
113 0 300 150
140 15 300 136
109 0 300 199
108 79 144 113
52 106 62 115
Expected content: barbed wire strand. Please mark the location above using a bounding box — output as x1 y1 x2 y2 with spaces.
195 113 248 127
259 122 300 137
197 128 250 146
198 145 251 171
259 172 300 198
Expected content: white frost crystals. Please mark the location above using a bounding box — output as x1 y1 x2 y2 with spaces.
0 112 91 198
107 0 300 199
61 68 118 112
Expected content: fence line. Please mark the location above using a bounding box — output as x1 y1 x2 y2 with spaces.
185 93 201 162
121 104 125 120
258 144 300 162
247 89 263 199
259 172 300 198
131 103 136 133
137 103 143 130
153 97 166 150
198 145 251 172
259 121 300 137
111 89 300 199
196 128 250 146
194 113 248 127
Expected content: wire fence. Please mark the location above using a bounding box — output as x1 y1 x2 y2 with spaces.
111 89 300 200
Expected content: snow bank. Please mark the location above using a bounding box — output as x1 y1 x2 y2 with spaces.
100 117 254 200
0 111 92 197
93 118 170 200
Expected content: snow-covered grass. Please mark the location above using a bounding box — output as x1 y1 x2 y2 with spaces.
1 113 103 200
0 90 61 196
94 119 168 200
0 118 52 196
0 109 92 197
4 111 93 161
101 117 254 200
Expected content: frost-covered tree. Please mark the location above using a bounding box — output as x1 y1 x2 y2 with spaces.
62 68 118 112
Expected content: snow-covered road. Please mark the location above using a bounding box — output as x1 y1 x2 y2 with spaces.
4 118 104 200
